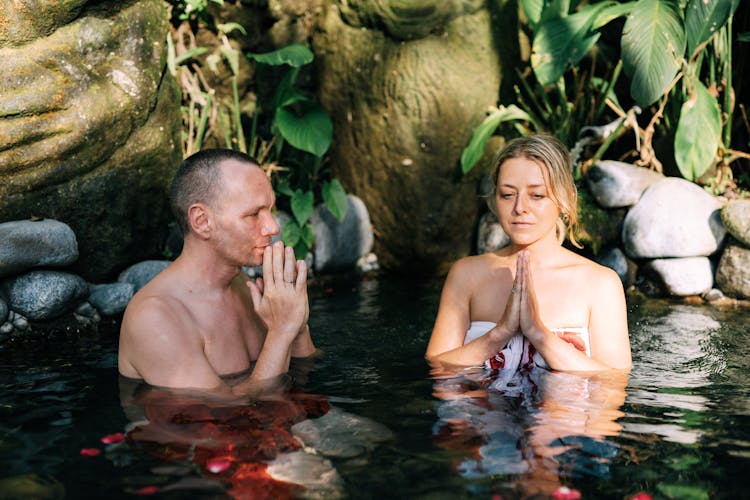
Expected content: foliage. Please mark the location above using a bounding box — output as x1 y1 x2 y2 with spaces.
166 2 347 259
463 0 750 193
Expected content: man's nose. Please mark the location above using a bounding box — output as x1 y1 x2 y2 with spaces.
262 211 280 236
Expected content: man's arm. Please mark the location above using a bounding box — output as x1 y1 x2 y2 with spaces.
119 296 236 397
245 241 312 383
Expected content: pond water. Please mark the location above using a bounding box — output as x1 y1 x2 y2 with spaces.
0 275 748 499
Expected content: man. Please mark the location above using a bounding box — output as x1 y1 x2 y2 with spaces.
118 149 316 397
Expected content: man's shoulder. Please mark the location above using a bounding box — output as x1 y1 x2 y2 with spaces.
121 287 192 339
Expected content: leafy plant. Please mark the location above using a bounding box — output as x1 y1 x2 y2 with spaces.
165 2 347 259
247 44 347 259
463 0 750 191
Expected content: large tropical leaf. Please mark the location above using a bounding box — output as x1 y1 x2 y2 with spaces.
275 101 333 158
460 105 533 174
531 3 610 85
322 179 348 222
685 0 738 56
519 0 545 28
622 0 686 107
290 189 314 225
674 79 721 181
246 44 313 67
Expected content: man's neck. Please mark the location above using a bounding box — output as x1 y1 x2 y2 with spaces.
174 241 241 292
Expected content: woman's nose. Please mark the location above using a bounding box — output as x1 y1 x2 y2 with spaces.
514 195 527 214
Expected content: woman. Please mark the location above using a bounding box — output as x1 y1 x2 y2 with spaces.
426 134 631 374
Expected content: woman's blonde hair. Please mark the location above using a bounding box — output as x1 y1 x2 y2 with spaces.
488 134 581 248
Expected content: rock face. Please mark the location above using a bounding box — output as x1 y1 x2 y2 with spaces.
0 0 182 281
314 0 517 274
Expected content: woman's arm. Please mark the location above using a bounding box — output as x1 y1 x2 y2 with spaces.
518 251 625 371
426 258 519 367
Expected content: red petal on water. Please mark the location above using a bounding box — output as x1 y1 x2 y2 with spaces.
80 448 101 457
206 456 232 474
100 432 125 444
552 486 582 500
133 486 159 495
628 493 653 500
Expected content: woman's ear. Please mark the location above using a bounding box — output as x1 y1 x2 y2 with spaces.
188 203 211 239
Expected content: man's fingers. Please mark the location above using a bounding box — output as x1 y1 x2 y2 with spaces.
295 259 307 289
284 246 296 284
272 240 284 283
262 245 274 286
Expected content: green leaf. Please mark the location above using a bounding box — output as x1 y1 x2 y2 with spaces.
275 177 294 197
531 3 608 85
674 79 721 181
291 189 314 225
460 105 533 174
622 0 686 107
520 0 545 28
739 31 750 42
322 179 348 222
220 44 240 76
292 223 315 259
300 222 315 247
282 220 301 247
217 22 247 35
685 0 737 56
174 47 209 67
246 44 314 67
276 102 333 157
656 483 709 500
592 2 635 30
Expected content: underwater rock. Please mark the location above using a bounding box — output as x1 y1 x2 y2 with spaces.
3 270 88 321
0 473 65 500
291 406 393 458
265 450 344 499
0 219 78 278
622 178 726 258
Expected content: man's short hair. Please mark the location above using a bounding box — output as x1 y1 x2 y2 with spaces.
169 149 260 235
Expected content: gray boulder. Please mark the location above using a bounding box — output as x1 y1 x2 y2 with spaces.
622 178 726 258
3 270 88 321
720 199 750 248
715 243 750 299
0 296 8 325
118 260 170 291
644 257 715 297
312 195 374 272
477 211 510 254
0 219 78 278
595 246 636 288
88 282 135 316
586 160 664 208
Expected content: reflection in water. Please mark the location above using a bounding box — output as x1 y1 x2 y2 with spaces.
118 375 391 499
431 366 628 498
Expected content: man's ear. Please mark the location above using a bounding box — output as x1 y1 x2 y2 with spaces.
188 203 212 239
